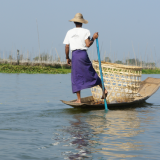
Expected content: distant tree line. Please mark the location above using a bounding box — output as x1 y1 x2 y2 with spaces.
5 54 156 68
104 57 156 67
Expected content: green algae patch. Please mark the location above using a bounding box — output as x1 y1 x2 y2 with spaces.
0 64 71 74
142 68 160 74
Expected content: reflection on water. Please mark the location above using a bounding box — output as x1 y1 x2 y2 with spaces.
86 110 144 159
65 115 92 159
60 101 159 159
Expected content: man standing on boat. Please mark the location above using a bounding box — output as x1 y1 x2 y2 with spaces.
63 13 107 103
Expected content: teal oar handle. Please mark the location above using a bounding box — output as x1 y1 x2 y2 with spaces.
96 38 108 110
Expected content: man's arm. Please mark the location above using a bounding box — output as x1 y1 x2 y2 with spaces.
65 44 71 66
85 32 98 48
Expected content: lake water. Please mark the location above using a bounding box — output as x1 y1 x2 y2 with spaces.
0 73 160 160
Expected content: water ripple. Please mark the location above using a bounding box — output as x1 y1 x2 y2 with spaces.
0 73 160 159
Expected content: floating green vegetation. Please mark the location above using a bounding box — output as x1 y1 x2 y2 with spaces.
0 64 71 74
142 68 160 74
0 64 160 74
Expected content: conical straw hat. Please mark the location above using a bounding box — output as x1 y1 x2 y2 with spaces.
69 13 88 24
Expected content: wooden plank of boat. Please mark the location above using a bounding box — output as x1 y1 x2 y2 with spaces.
61 77 160 109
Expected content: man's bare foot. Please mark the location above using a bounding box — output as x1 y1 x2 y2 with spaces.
74 100 81 103
101 89 108 99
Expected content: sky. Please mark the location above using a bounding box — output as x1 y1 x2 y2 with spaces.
0 0 160 63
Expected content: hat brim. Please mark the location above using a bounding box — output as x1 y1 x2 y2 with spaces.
69 18 88 24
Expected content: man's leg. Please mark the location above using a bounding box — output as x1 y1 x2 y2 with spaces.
75 91 81 103
99 83 108 99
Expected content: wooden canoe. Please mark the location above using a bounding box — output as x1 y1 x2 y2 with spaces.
61 77 160 109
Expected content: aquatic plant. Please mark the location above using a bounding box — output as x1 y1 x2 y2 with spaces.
142 68 160 74
0 64 71 74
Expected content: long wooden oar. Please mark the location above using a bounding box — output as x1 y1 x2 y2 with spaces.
96 38 108 110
